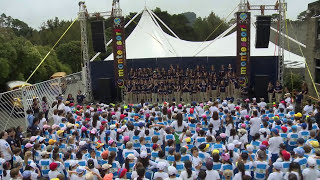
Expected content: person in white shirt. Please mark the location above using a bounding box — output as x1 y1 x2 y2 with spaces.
267 162 284 180
154 162 169 180
180 160 197 180
303 99 313 116
258 98 267 109
0 132 12 161
249 110 261 138
233 161 251 180
48 162 60 179
269 128 283 163
302 157 320 180
164 166 182 180
205 160 220 180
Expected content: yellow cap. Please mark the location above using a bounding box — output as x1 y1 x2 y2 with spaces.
310 141 319 148
48 139 56 145
185 137 191 143
57 130 64 135
212 149 219 154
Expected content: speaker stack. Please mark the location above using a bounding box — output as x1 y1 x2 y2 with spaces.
90 21 106 53
255 16 271 48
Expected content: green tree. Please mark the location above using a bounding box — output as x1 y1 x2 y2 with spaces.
284 72 303 92
56 41 82 72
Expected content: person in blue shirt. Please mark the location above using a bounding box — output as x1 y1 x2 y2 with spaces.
26 109 34 128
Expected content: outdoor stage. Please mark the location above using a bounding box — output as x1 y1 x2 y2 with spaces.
90 56 278 102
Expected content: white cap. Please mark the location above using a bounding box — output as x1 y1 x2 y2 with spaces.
308 157 316 167
168 166 177 175
227 143 235 151
246 145 254 152
79 141 86 146
233 140 242 145
30 162 37 169
140 151 148 158
157 162 167 171
39 137 45 142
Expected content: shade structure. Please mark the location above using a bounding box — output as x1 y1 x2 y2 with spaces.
105 8 305 68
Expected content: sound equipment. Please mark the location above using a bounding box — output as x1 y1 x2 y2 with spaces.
96 78 123 103
91 21 106 53
97 78 112 103
254 75 269 100
255 16 271 48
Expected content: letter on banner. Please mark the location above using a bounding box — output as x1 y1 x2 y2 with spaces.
112 16 127 88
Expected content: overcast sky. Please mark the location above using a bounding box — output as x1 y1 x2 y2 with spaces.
0 0 316 29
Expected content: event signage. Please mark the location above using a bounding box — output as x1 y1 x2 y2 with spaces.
112 16 127 88
236 12 251 87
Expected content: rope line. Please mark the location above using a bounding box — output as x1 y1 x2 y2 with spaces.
26 17 78 83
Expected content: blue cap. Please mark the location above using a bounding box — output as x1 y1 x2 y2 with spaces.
138 122 144 127
292 125 297 130
106 130 111 135
271 128 279 135
76 167 86 174
22 171 31 178
301 123 307 129
273 162 282 170
282 118 287 123
294 148 305 156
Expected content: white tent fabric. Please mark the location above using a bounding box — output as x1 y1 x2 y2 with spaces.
105 9 305 68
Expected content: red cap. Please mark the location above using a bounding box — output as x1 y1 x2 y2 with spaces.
120 114 125 119
86 105 90 109
152 144 159 150
190 108 194 114
85 118 90 121
281 150 290 161
49 162 58 171
111 112 116 115
235 106 240 111
281 126 288 133
262 141 269 147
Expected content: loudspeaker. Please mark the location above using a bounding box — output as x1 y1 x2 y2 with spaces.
255 16 271 48
91 21 106 53
98 78 112 103
97 78 123 103
254 75 269 100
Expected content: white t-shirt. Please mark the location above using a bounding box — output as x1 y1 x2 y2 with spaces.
249 117 261 136
39 118 47 130
267 172 284 180
209 119 221 131
153 172 169 180
0 139 11 161
170 121 188 132
303 105 313 115
164 178 182 180
234 171 251 180
269 136 283 154
180 170 197 180
205 170 220 180
53 114 59 125
302 168 320 180
48 170 60 179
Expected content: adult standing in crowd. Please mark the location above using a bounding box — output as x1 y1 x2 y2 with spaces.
76 90 85 105
267 82 274 103
274 80 283 103
41 96 49 120
0 131 12 162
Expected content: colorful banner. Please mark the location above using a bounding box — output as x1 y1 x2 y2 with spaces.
236 12 251 87
112 16 127 88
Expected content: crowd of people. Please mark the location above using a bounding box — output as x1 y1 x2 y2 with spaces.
0 79 319 180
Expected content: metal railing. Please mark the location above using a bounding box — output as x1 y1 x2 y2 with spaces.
0 72 84 131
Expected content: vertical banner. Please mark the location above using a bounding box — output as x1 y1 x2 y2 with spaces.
112 16 127 88
236 12 251 87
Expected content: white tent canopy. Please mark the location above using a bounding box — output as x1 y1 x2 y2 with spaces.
105 8 305 68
